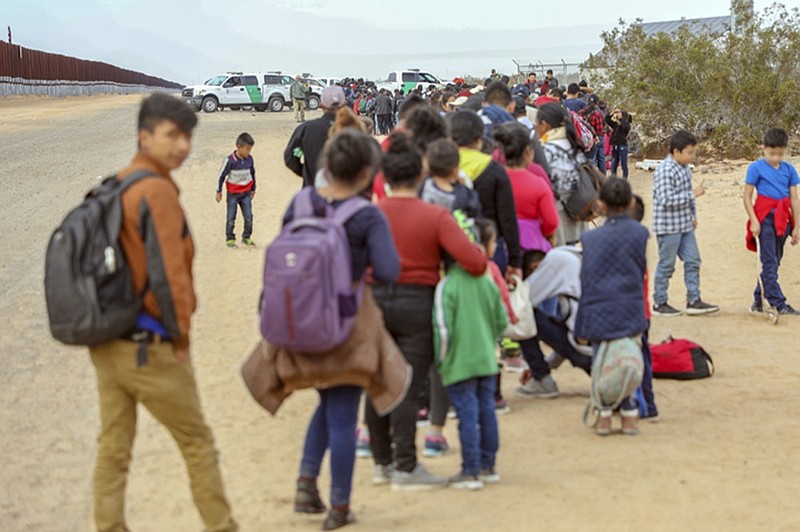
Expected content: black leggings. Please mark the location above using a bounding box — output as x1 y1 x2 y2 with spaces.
365 284 434 473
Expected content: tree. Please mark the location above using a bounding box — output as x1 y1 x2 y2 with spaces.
583 2 800 157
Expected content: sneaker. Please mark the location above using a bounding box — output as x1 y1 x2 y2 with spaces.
391 463 447 491
686 299 720 316
503 356 528 373
495 398 511 415
545 351 566 370
423 434 449 458
446 408 458 420
373 463 395 486
479 468 501 484
749 301 763 314
778 305 800 316
652 303 682 316
516 374 559 399
500 338 521 359
241 237 256 247
322 508 356 531
225 239 237 248
355 428 372 459
448 472 484 491
642 413 661 423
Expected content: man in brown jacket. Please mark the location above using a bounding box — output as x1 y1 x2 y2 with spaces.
88 93 237 531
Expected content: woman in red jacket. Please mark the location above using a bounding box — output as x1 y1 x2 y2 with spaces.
493 122 559 252
365 131 488 492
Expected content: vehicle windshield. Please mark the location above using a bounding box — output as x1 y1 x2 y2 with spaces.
420 73 439 83
206 75 228 86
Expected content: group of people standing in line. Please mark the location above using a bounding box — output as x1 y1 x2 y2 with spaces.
80 66 799 529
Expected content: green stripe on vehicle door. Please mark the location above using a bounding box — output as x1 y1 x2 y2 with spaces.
246 85 263 104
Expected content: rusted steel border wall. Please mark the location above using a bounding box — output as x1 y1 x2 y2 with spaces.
0 41 182 96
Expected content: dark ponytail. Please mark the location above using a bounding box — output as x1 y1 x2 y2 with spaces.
323 129 381 185
537 102 585 155
382 131 423 189
493 122 531 167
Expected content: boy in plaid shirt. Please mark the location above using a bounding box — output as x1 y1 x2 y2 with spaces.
652 131 719 316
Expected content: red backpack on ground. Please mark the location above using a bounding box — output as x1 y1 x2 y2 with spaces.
650 337 714 380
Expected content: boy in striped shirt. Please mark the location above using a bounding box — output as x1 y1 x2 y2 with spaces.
216 132 256 247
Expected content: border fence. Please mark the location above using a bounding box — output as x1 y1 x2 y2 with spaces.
0 40 182 97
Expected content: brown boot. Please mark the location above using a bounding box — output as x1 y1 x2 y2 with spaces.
595 409 612 437
295 478 326 514
620 409 640 436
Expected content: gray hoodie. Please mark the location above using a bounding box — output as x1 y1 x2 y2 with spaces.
526 246 592 356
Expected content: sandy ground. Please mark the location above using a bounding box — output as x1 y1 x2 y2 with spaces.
1 94 799 532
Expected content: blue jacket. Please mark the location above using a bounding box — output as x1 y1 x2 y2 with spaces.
575 215 648 342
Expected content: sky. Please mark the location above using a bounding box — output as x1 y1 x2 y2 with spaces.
3 0 793 85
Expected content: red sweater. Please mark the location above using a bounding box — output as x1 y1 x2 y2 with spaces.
378 197 487 286
506 167 559 236
746 196 794 252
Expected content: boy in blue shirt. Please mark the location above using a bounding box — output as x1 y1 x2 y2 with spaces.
744 128 800 315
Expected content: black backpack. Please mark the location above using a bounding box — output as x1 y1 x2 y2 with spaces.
45 171 155 346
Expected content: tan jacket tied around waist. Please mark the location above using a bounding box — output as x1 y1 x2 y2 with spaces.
242 287 412 416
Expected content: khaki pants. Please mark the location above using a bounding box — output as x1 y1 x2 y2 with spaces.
293 98 305 121
89 340 236 532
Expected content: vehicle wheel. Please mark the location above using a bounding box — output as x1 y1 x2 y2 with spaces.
202 97 219 113
268 96 284 112
307 95 320 111
229 105 241 111
255 105 267 112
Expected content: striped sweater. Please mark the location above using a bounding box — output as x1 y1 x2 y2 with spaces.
217 151 256 194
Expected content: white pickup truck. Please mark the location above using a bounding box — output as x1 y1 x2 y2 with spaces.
182 72 322 113
377 69 445 94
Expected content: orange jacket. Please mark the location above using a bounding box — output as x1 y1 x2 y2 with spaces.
118 152 196 349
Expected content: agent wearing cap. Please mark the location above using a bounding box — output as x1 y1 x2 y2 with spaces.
290 75 310 123
284 85 347 187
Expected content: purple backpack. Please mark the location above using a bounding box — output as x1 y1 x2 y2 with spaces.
260 187 369 353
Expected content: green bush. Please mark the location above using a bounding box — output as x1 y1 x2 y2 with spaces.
583 2 800 158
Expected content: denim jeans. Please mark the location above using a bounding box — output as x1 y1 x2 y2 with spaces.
377 114 392 135
611 145 629 179
594 136 606 174
365 284 435 473
446 376 499 476
520 309 593 380
299 385 362 507
654 230 702 306
754 214 791 310
634 325 658 418
226 192 253 241
492 235 509 276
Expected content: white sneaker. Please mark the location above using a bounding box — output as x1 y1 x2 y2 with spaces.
448 472 484 490
391 463 447 491
373 464 395 485
515 374 559 398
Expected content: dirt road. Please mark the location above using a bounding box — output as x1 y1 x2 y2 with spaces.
1 95 798 531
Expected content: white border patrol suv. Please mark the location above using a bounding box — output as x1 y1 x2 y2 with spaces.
181 72 322 113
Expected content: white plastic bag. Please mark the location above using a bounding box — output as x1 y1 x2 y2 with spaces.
502 275 537 341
